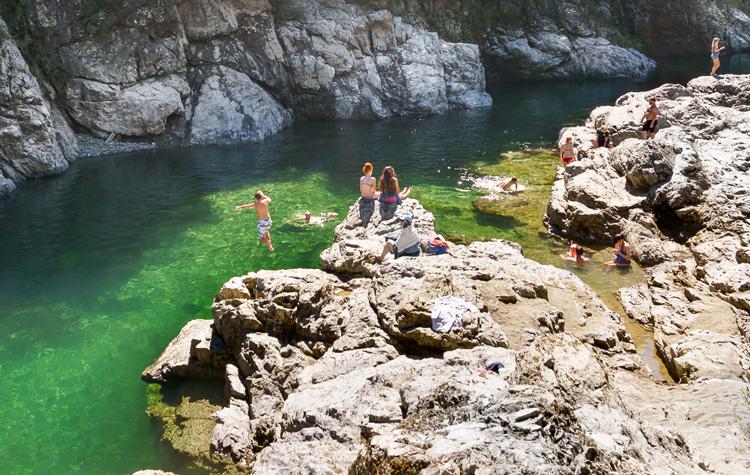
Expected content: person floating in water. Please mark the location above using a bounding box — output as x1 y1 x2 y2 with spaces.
560 137 576 165
375 214 421 262
235 190 274 252
605 235 631 266
292 211 338 226
499 177 520 192
709 37 726 77
641 98 659 140
378 165 412 220
560 242 589 266
595 125 613 148
359 162 378 227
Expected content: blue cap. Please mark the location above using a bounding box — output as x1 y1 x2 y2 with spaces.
401 215 413 223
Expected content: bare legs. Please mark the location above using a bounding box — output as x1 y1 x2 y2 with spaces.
710 58 720 76
399 187 412 200
261 233 274 252
377 242 393 262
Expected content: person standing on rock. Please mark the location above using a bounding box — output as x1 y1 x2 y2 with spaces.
235 190 274 252
359 162 378 227
560 137 576 165
709 37 726 76
640 98 659 139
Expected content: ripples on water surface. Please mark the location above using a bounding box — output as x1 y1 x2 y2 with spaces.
1 55 748 474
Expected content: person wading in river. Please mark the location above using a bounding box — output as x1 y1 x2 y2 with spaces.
709 37 726 76
641 98 659 139
235 190 274 252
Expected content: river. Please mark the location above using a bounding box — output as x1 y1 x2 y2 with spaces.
1 54 748 474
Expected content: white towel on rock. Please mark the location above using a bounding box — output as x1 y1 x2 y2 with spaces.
431 296 478 333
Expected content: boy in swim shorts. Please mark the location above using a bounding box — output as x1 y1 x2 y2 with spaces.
235 190 274 252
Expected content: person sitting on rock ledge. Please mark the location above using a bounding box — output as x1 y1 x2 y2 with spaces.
375 214 420 262
379 165 412 220
605 235 631 267
560 137 576 165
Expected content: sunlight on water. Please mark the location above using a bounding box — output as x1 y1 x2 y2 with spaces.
2 56 748 473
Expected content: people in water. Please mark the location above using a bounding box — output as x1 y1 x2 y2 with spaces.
379 165 412 219
641 98 659 139
499 177 519 192
710 37 726 76
290 210 338 226
605 235 631 266
359 162 378 227
235 190 274 252
560 242 589 266
560 137 576 165
595 125 613 148
375 214 421 262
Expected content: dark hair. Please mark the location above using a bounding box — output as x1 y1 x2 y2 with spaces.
254 192 262 200
613 235 625 246
380 166 398 193
575 245 584 257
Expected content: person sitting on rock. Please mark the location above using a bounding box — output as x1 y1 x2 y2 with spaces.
595 125 613 148
359 162 378 227
606 235 632 266
378 165 412 220
641 98 659 140
375 214 420 262
560 137 576 165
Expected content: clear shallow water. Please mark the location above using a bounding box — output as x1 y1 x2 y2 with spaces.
1 55 748 474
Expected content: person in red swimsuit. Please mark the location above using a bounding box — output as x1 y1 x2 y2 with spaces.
560 137 576 165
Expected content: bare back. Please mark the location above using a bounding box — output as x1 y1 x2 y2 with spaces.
360 175 375 198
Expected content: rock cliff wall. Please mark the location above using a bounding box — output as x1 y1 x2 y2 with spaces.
0 0 492 196
143 196 750 473
2 0 749 197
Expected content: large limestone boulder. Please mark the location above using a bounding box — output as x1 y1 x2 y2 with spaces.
65 76 189 137
189 66 293 145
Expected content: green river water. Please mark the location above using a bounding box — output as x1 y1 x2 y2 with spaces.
1 55 749 474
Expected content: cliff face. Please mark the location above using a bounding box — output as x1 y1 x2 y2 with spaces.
1 0 748 198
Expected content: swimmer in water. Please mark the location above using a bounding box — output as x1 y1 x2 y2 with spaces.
561 244 589 266
500 177 519 192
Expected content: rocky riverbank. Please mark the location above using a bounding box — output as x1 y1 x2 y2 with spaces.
546 74 750 386
142 192 750 473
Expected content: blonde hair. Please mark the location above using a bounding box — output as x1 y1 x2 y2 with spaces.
362 162 373 174
712 37 720 45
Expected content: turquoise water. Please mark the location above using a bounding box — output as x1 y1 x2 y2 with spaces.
1 56 748 474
